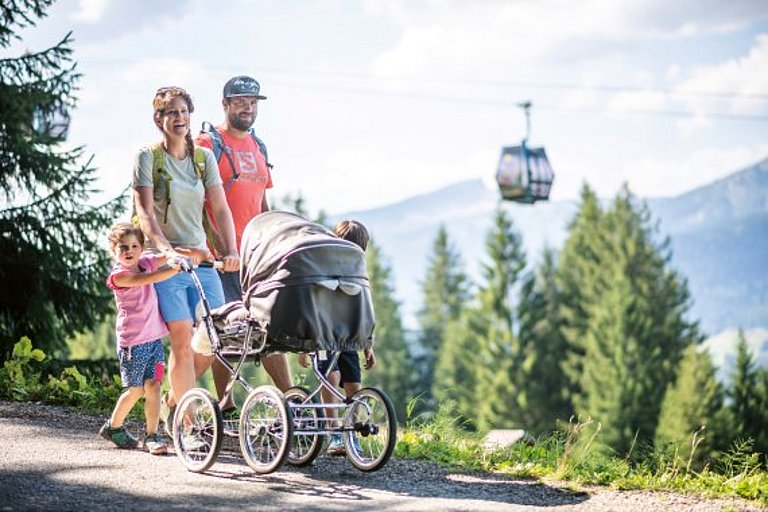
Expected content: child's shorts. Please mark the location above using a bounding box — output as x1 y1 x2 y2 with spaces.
317 350 361 387
119 339 165 389
154 266 224 322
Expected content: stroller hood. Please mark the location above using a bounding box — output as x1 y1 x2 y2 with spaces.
239 211 375 352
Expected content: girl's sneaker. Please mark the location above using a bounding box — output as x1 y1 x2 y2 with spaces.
143 433 168 455
99 422 139 449
326 433 345 456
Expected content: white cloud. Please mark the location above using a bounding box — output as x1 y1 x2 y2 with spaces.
71 0 109 23
674 33 768 124
606 90 668 114
370 0 768 79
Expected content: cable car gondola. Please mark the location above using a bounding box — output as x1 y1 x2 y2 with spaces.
496 101 554 204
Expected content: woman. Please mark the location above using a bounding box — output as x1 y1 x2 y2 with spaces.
132 86 239 427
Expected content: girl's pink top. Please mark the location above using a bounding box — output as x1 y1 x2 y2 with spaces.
107 254 169 348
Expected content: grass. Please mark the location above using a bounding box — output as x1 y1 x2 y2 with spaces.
396 402 768 506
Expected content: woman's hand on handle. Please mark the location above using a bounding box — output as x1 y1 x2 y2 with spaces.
174 247 212 267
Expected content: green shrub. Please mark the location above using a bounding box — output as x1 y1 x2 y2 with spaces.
0 337 121 414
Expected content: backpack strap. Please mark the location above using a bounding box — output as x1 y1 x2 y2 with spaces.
248 129 273 170
192 146 207 179
185 143 223 251
150 142 173 224
200 122 273 190
133 143 206 227
201 122 240 191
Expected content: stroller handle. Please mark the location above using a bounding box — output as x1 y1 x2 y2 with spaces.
169 257 224 272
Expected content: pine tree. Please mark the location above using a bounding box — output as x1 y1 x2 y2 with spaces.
478 208 526 329
515 248 573 434
655 345 729 466
473 208 527 427
416 225 471 410
432 309 483 427
571 186 701 453
556 184 604 404
0 1 124 360
756 367 768 455
364 239 413 422
728 330 763 452
432 209 526 429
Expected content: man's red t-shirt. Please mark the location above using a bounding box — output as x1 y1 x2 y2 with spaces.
196 127 273 252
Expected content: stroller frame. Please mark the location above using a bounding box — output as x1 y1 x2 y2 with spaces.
170 261 293 475
283 351 397 471
171 260 396 475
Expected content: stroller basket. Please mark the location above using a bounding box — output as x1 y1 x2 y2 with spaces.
199 301 265 357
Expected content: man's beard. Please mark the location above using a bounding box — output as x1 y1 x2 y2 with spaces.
229 112 254 131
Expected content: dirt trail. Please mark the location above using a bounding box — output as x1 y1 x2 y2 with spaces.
0 401 760 511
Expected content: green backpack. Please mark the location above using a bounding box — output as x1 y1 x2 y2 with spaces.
132 143 212 240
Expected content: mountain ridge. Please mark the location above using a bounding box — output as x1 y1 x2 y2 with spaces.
332 157 768 339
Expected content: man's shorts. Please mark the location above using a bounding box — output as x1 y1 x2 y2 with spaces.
119 339 165 389
155 266 224 322
219 270 242 303
317 351 361 387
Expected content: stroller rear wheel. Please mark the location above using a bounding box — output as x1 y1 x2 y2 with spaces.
173 388 223 473
284 386 324 466
343 387 397 472
239 385 293 474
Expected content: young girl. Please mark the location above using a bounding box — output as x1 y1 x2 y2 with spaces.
99 223 180 454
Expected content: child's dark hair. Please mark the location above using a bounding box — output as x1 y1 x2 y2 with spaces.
333 220 369 251
108 223 145 251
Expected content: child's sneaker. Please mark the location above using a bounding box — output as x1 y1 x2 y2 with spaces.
99 421 138 449
181 432 207 452
326 433 345 456
142 433 168 455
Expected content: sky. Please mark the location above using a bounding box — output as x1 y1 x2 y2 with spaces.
8 0 768 216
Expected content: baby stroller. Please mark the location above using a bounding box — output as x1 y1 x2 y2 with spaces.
171 211 396 474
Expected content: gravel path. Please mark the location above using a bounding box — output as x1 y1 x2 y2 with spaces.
0 400 761 511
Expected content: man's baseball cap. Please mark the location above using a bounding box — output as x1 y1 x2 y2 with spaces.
223 76 267 100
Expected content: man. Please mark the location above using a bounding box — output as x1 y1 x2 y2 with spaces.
196 75 293 408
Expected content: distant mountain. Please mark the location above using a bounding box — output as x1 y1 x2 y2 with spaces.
335 158 768 343
650 158 768 233
649 158 768 334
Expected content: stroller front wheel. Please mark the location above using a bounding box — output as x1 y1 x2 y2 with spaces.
239 385 293 474
173 388 223 473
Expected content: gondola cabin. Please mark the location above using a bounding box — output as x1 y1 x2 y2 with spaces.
496 141 554 203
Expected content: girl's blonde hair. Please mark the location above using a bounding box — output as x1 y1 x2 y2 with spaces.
108 223 145 251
